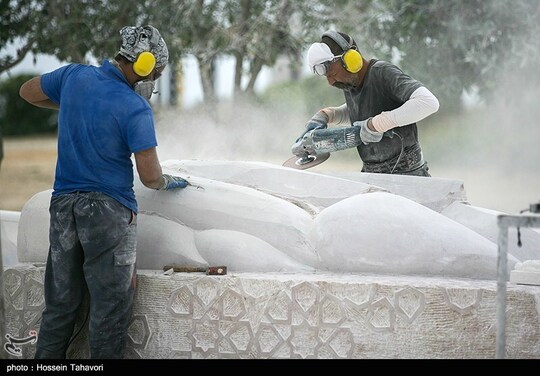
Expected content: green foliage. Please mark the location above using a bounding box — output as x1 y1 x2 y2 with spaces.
335 0 540 110
3 0 537 110
0 0 336 102
152 0 337 98
0 0 46 71
0 74 58 136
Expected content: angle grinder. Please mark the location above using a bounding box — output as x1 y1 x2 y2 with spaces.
283 126 364 170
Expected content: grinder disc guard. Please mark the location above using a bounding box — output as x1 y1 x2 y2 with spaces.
283 153 330 170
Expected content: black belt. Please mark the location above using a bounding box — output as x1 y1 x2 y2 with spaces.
362 143 425 174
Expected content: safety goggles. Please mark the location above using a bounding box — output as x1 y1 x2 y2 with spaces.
312 55 342 76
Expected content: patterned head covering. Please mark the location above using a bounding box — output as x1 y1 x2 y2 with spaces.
118 25 169 67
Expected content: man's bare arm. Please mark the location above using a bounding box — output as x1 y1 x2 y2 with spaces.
19 76 59 110
134 147 164 190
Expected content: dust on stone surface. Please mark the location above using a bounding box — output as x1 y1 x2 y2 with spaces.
1 131 539 215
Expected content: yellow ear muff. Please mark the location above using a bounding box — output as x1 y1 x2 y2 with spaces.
342 49 363 73
133 51 156 77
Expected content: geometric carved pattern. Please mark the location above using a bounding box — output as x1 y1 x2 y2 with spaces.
190 319 220 354
3 269 44 333
395 287 425 324
226 322 253 352
3 268 46 359
289 322 319 359
326 328 354 358
319 295 346 326
291 282 320 326
366 297 395 332
256 323 284 357
194 278 220 308
127 314 151 350
338 284 374 308
264 291 292 324
4 271 23 298
7 266 538 359
168 286 193 316
291 282 319 314
441 288 482 314
218 288 246 320
162 277 431 359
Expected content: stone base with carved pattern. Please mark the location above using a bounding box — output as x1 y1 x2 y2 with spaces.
3 264 539 359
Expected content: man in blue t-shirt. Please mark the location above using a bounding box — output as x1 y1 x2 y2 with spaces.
297 30 440 176
19 25 188 359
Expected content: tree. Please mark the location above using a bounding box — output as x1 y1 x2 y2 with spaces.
0 1 379 103
223 0 301 98
0 74 58 136
6 0 538 110
148 0 334 102
0 0 335 105
1 1 144 71
0 0 46 72
334 0 540 111
222 0 342 98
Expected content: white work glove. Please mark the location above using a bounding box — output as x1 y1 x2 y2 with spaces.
354 118 384 145
306 110 328 130
296 111 328 142
158 174 189 190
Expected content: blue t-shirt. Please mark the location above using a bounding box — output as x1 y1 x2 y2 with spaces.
41 60 158 213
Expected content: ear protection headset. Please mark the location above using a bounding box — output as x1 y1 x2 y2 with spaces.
132 27 161 77
322 30 363 73
133 51 156 77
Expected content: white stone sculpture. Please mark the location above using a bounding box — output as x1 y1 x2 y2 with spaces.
510 260 540 285
0 210 20 268
15 160 521 279
441 201 540 262
137 211 207 270
310 192 506 279
194 229 315 272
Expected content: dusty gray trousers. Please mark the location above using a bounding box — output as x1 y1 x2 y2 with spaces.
35 192 137 359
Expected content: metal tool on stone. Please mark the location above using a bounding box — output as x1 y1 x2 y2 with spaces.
283 125 397 170
283 153 330 170
283 126 364 170
162 264 227 275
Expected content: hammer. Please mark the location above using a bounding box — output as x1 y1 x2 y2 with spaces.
162 264 227 275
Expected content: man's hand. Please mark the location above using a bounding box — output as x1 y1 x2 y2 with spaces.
354 118 383 145
297 111 328 142
306 111 328 131
158 174 189 190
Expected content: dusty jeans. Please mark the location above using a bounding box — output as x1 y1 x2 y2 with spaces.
35 192 137 359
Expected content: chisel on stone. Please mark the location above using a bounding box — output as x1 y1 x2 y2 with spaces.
162 264 227 275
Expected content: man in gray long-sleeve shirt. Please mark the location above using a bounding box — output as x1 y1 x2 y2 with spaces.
300 30 440 176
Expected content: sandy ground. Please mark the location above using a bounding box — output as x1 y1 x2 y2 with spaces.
0 136 57 211
0 135 538 214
